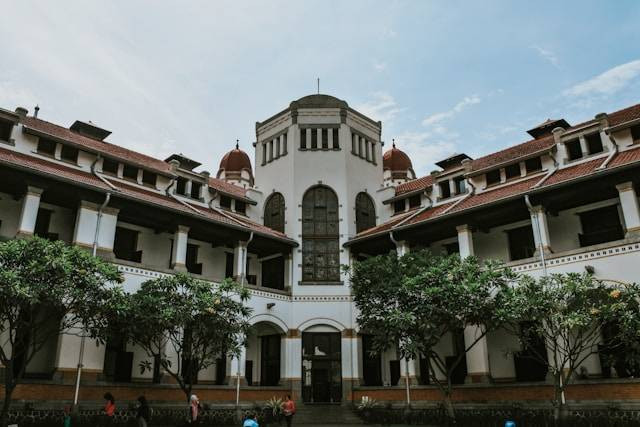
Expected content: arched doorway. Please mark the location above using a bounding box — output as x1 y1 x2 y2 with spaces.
301 324 342 403
246 321 286 386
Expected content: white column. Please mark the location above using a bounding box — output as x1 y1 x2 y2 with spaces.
54 328 106 382
530 205 552 254
617 182 640 237
456 224 474 257
171 225 189 271
234 240 248 281
16 186 43 237
230 345 247 382
305 128 311 148
399 357 418 385
463 324 491 383
395 240 410 256
449 179 456 196
284 253 293 289
579 135 589 156
72 200 119 255
284 331 302 400
328 127 333 149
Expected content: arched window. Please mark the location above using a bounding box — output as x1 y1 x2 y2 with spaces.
264 193 285 233
302 186 340 283
355 192 376 233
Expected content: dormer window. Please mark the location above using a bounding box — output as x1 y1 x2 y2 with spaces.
393 199 406 214
220 195 232 210
235 200 246 215
123 164 139 181
439 181 451 199
486 169 501 186
565 139 582 160
37 138 57 156
525 157 542 173
631 125 640 144
190 181 202 199
176 177 188 195
60 145 79 163
0 118 13 142
453 176 466 195
585 133 604 155
504 163 521 180
102 158 119 175
142 170 157 187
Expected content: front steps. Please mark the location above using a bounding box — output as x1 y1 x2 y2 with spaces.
292 404 365 425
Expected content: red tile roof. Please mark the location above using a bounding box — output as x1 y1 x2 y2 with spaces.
470 135 555 171
394 175 434 196
208 177 248 198
608 103 640 127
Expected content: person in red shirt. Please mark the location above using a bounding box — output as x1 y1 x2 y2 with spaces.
281 394 296 427
103 392 116 424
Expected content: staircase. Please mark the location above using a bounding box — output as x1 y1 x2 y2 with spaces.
293 404 365 425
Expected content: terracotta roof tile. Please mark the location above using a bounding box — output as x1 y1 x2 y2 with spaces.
471 135 555 171
353 211 415 238
395 175 433 195
208 177 248 198
607 103 640 126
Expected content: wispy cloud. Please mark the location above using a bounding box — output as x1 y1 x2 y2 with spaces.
530 45 559 68
373 61 387 72
355 92 404 123
394 131 458 175
563 60 640 97
422 95 481 126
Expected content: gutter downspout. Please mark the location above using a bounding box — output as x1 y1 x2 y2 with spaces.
441 179 476 215
524 195 547 277
236 231 254 407
598 130 619 169
532 150 558 189
90 156 118 191
393 190 433 229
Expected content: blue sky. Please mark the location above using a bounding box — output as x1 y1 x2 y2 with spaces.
1 1 639 176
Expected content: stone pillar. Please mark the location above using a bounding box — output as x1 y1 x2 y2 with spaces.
617 182 640 237
229 344 247 386
305 128 311 148
16 186 43 237
53 326 106 383
284 253 293 290
395 240 410 257
72 200 119 257
579 135 589 157
283 329 302 401
399 357 419 385
341 329 360 403
456 224 474 257
530 205 553 254
171 225 190 271
234 240 248 282
464 324 491 383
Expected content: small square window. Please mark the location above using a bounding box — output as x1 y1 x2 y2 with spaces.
505 163 521 180
453 176 466 194
525 157 542 173
631 125 640 143
439 181 451 199
486 169 501 186
565 139 582 160
142 170 157 186
300 129 307 149
0 119 13 142
190 181 202 199
37 138 57 156
122 164 139 181
60 145 79 163
235 201 246 214
332 128 339 149
176 177 188 195
409 195 421 208
220 195 232 210
585 133 603 155
102 158 119 175
393 200 405 214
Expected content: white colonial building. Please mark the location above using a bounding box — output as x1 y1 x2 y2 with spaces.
1 95 640 406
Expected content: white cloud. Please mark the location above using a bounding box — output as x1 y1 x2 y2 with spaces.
563 60 640 97
380 27 397 39
355 92 404 123
530 45 559 68
373 61 387 72
394 131 458 175
422 95 481 126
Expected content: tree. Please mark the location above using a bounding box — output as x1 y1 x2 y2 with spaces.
122 273 251 401
502 273 640 421
348 250 517 421
0 237 122 427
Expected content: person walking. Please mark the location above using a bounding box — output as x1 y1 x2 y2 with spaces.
243 413 259 427
189 394 201 425
136 396 150 427
281 395 296 427
103 392 116 425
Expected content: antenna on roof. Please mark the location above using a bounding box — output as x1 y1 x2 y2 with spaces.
236 139 239 149
392 138 396 148
317 78 320 94
34 105 39 118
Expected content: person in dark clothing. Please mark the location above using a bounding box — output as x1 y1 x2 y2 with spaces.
136 396 151 427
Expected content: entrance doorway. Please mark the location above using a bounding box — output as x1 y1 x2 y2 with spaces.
302 331 342 403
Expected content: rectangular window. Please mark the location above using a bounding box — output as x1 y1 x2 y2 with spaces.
370 142 376 163
300 128 307 149
282 133 288 154
365 140 370 161
565 139 583 160
631 125 640 143
262 143 267 165
190 181 202 199
358 137 363 157
235 201 246 215
186 244 202 275
585 133 604 155
453 176 466 195
408 195 421 208
102 158 119 175
311 129 318 149
122 164 138 181
505 163 521 180
113 227 142 263
351 133 356 153
393 199 406 214
176 177 188 195
525 157 542 174
332 128 339 149
34 208 54 240
443 241 459 255
37 138 57 156
0 119 13 142
262 256 285 290
578 204 624 247
142 170 157 187
268 140 273 161
321 129 328 149
507 225 536 261
60 145 79 163
486 169 501 186
439 181 451 199
225 252 234 278
220 195 232 210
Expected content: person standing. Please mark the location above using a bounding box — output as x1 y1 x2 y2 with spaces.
189 394 201 425
103 392 116 425
136 396 150 427
281 395 296 427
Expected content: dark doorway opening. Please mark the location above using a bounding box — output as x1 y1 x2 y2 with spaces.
302 332 342 403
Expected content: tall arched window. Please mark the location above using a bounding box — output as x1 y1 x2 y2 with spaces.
355 192 376 233
264 193 285 233
302 186 340 283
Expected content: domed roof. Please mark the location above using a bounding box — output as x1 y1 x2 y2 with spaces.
218 143 253 175
383 141 413 172
290 94 348 109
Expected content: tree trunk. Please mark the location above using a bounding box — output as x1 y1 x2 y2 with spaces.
553 375 569 422
443 394 456 424
1 365 15 427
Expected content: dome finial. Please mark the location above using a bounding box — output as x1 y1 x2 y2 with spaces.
235 139 239 150
392 138 396 149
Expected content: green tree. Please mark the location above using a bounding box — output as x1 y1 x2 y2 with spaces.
123 273 251 401
502 273 640 421
348 250 516 421
0 237 122 427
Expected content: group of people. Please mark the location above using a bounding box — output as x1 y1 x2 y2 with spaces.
93 392 295 426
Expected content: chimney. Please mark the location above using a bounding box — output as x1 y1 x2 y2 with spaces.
34 105 40 118
15 107 28 118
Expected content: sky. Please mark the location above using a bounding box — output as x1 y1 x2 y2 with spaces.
1 1 639 176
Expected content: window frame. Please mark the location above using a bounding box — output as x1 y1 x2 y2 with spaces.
485 169 501 187
264 193 285 233
355 192 376 233
36 138 57 157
